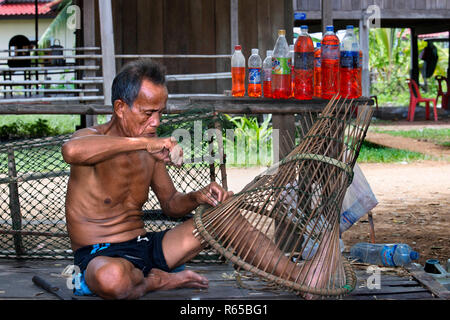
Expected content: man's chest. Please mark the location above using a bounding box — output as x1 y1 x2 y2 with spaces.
94 151 155 197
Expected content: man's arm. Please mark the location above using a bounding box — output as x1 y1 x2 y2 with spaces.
151 161 233 218
62 128 176 166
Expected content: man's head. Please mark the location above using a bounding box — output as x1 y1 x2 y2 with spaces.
111 59 166 108
111 59 168 137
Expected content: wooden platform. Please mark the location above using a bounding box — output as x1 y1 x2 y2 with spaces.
0 258 447 301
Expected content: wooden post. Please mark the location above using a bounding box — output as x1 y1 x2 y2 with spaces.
359 13 370 97
7 148 24 256
284 0 294 44
321 0 333 34
230 0 239 52
410 28 419 85
83 0 97 126
98 0 116 107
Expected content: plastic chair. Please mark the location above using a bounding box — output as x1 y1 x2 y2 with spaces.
435 75 449 110
406 79 438 121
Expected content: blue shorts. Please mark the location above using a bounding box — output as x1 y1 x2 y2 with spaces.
71 230 184 296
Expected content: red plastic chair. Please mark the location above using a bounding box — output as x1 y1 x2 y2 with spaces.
406 79 438 121
435 75 449 110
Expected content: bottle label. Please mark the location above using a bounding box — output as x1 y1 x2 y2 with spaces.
272 57 291 75
314 55 321 68
294 52 314 70
381 245 396 266
340 51 359 69
321 44 339 60
262 69 272 82
248 68 261 84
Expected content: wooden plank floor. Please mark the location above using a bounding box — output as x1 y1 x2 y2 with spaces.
0 258 444 300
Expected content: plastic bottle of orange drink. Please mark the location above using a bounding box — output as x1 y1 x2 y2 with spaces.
321 26 340 99
293 25 314 100
262 50 273 98
271 30 291 99
231 45 245 97
339 25 361 99
248 48 262 97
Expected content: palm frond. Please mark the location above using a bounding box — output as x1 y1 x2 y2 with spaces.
38 0 73 48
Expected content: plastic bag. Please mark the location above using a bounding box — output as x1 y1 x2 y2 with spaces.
340 163 378 233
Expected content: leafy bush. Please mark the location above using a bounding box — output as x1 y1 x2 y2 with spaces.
0 119 60 141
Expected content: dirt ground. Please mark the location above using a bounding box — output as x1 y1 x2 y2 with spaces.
226 120 450 267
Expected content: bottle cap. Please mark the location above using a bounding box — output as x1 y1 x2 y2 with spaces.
251 48 259 55
234 45 242 51
346 25 354 29
410 251 419 260
301 25 308 30
278 29 286 36
326 25 334 32
316 42 321 48
266 50 273 56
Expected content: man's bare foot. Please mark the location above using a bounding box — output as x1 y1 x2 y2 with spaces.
289 229 340 300
146 268 209 291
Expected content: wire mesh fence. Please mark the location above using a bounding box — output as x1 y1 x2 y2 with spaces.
0 110 228 261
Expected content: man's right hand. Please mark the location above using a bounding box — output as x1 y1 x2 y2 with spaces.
146 136 183 166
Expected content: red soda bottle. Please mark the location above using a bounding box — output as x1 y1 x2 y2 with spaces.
293 25 314 100
231 45 245 97
272 30 291 99
314 42 322 98
262 50 273 98
339 25 360 99
321 26 340 100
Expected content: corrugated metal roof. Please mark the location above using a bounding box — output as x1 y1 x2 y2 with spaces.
0 0 53 16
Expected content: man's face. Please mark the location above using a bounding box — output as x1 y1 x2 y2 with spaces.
120 79 168 137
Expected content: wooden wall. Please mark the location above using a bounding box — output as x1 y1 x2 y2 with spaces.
89 0 293 95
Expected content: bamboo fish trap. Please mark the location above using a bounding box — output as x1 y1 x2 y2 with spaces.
193 97 374 298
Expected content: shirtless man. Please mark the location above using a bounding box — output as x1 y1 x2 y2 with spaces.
63 59 332 300
62 59 234 299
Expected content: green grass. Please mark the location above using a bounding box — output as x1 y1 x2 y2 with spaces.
357 140 431 163
372 128 450 147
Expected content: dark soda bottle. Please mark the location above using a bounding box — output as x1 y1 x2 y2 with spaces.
321 26 340 100
272 29 291 99
339 25 360 99
231 45 245 97
314 42 322 98
293 25 314 100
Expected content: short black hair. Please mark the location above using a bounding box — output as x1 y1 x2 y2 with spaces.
111 59 166 107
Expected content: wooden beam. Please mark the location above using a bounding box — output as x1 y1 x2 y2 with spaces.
0 97 374 115
230 0 239 52
359 13 370 97
7 149 24 256
284 0 294 43
83 0 97 127
98 0 116 107
321 0 333 34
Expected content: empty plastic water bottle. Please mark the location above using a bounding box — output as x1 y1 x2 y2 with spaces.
350 243 419 267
